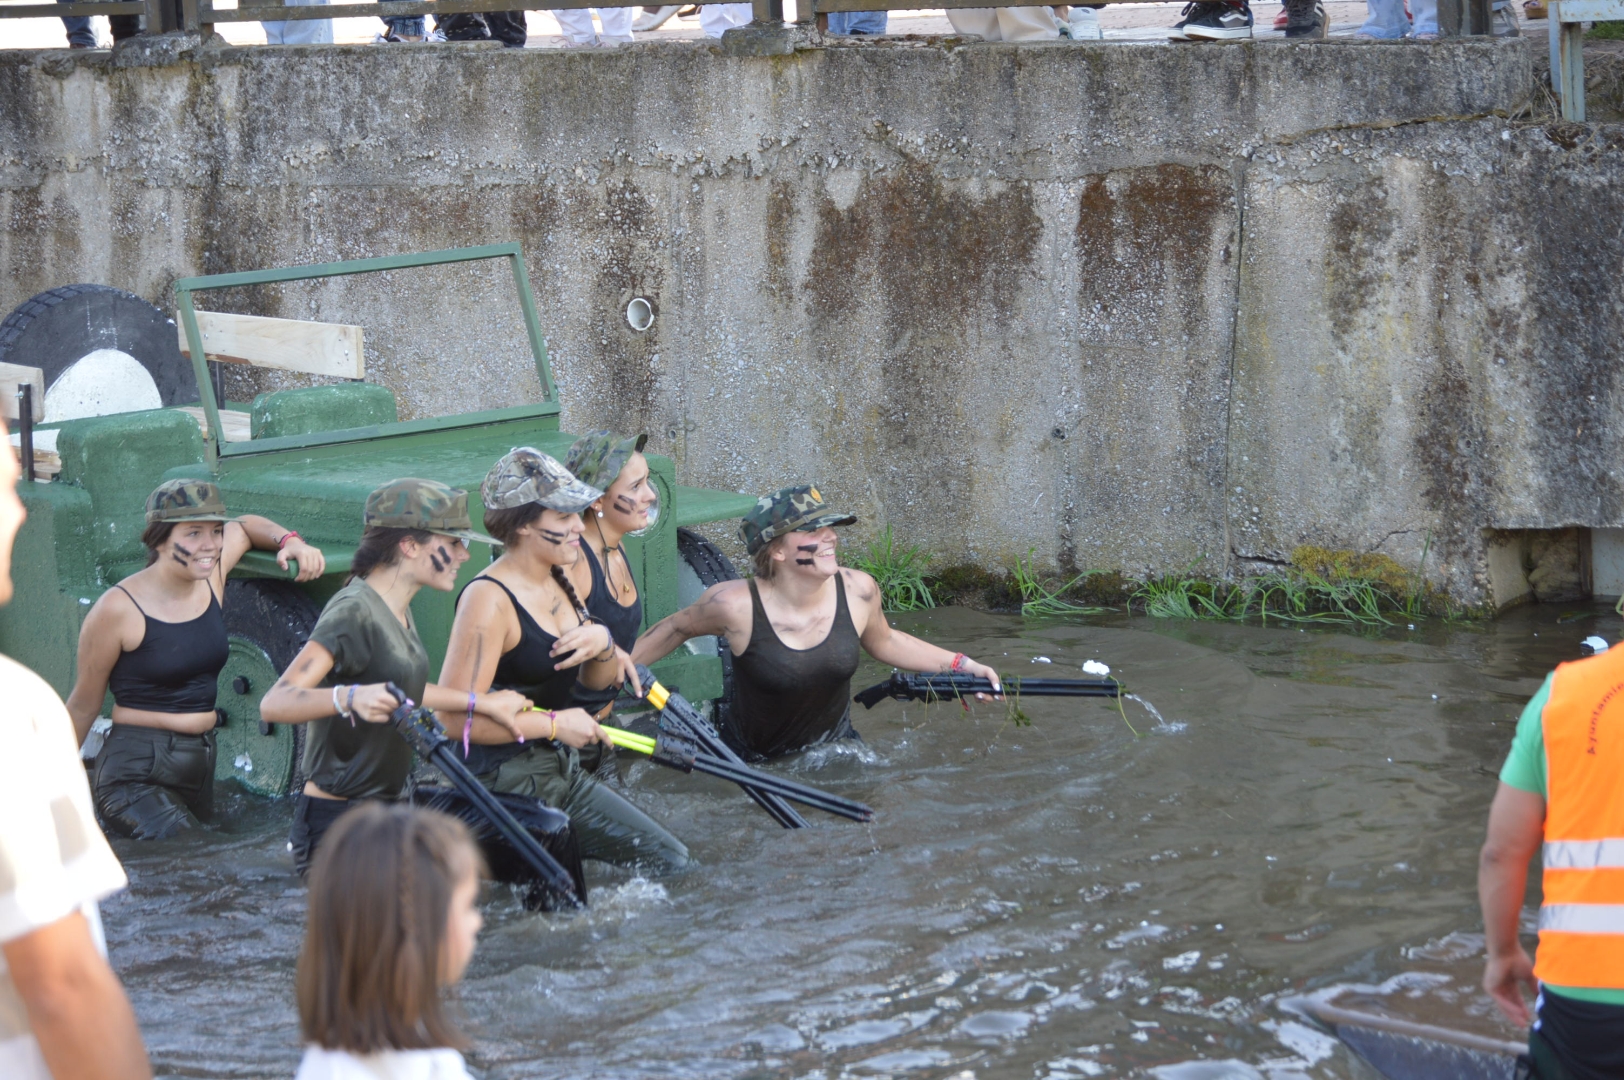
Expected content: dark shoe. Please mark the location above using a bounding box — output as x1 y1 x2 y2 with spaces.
1184 1 1254 37
1284 0 1326 36
1170 2 1218 38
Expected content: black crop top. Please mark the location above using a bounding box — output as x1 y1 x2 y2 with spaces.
107 584 229 714
570 545 641 715
458 576 579 776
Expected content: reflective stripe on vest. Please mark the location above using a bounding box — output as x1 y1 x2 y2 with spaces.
1544 838 1624 870
1536 648 1624 990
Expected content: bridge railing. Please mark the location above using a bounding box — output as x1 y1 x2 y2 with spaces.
0 0 1498 45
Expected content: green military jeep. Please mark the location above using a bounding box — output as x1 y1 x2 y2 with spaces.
0 245 751 797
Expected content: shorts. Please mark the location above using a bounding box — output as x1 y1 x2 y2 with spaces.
93 724 215 840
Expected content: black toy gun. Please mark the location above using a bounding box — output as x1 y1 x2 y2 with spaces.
853 670 1121 709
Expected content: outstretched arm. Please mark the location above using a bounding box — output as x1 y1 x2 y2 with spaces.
631 580 753 666
847 570 1001 693
1479 782 1545 1025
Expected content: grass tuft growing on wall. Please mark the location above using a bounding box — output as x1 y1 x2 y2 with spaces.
841 525 936 612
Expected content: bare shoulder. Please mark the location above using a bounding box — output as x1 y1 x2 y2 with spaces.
700 578 752 613
839 566 880 604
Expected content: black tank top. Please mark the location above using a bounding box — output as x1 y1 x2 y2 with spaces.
458 576 578 776
570 544 642 714
107 583 229 714
730 574 862 760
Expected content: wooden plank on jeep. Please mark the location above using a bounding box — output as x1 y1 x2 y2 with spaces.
0 362 45 424
177 311 364 379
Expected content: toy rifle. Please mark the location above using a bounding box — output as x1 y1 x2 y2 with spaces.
616 665 871 823
853 669 1121 709
628 663 808 829
387 685 583 907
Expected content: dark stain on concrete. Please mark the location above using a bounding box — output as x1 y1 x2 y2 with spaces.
765 179 796 306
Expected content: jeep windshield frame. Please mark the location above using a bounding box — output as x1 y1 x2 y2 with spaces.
172 243 558 467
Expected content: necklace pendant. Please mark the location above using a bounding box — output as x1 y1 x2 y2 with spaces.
621 583 633 595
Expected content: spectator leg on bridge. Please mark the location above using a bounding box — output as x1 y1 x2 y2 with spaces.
57 0 97 47
827 10 888 32
1407 0 1438 35
945 6 1060 39
1282 0 1325 35
1168 0 1252 38
441 9 527 43
264 0 333 44
1356 0 1410 35
700 2 753 35
378 2 426 40
596 7 635 42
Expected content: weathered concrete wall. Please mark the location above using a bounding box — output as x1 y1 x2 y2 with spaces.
6 34 1614 604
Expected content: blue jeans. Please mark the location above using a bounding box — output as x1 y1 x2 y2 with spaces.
58 0 96 46
827 9 886 32
1358 0 1437 35
382 5 426 34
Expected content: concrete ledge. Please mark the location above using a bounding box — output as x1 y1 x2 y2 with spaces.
0 37 1602 605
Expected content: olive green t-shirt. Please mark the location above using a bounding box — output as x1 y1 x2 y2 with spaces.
300 579 429 801
1499 671 1624 1005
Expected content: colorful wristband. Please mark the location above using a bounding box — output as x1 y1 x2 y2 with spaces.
277 530 301 549
463 691 476 758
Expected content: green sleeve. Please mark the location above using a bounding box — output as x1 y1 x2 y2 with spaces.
1498 673 1550 798
309 594 372 685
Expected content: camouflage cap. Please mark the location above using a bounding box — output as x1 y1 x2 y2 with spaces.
364 478 499 546
564 430 649 492
739 484 856 555
145 479 234 526
481 447 602 515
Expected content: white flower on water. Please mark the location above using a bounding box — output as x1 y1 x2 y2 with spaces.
1082 660 1110 677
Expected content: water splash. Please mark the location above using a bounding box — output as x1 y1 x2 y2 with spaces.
1126 694 1186 734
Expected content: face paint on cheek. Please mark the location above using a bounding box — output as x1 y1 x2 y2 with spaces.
539 528 568 546
171 543 193 567
430 545 450 575
795 559 816 566
613 494 637 514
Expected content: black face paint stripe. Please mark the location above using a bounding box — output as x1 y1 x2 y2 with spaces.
173 543 195 559
173 553 192 568
613 494 637 513
796 543 818 553
795 558 815 566
539 528 568 545
430 552 445 573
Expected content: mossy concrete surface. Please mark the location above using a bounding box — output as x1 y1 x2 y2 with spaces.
5 35 1608 606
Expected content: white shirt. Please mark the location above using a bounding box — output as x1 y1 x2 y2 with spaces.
0 656 129 1080
295 1046 474 1080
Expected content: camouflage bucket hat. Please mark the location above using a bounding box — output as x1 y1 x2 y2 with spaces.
482 447 602 515
146 479 233 526
364 478 499 546
739 484 857 556
564 431 649 492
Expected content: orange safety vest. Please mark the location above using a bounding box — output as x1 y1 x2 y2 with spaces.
1536 647 1624 989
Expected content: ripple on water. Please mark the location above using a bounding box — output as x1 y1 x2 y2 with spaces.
99 603 1581 1078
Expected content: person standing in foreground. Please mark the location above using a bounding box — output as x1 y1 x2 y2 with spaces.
0 421 151 1079
1479 646 1624 1079
631 485 1001 761
294 803 482 1080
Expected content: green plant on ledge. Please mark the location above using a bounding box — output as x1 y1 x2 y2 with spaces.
1012 549 1113 617
842 525 936 612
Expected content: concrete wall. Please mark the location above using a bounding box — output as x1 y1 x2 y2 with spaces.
6 33 1616 605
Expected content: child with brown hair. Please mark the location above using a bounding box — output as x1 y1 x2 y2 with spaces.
294 802 485 1080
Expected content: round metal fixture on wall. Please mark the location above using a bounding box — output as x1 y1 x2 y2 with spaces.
626 297 654 332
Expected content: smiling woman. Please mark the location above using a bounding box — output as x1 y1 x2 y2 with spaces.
65 479 326 840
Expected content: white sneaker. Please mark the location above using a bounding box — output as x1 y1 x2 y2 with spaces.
561 35 605 46
1068 6 1103 39
632 4 681 30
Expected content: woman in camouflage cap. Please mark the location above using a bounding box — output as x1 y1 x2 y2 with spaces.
436 448 690 874
634 484 1001 760
65 479 326 840
260 478 538 877
562 430 657 722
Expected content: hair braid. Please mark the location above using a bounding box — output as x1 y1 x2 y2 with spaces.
550 564 589 623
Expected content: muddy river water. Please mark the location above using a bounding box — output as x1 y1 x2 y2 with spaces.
102 602 1609 1079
